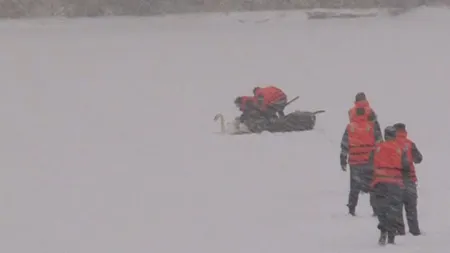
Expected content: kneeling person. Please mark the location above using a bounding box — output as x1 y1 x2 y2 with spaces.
253 86 288 119
234 96 259 124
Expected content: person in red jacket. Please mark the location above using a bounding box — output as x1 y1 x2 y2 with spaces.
369 126 410 245
340 107 383 216
349 92 381 135
393 123 423 236
234 96 259 124
253 86 288 119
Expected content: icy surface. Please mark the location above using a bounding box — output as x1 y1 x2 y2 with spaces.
1 7 450 253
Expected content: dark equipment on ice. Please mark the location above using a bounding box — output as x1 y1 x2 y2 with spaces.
214 96 325 134
239 96 325 133
241 109 325 133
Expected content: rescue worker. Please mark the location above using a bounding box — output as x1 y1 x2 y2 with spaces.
234 96 259 123
393 122 423 236
348 92 381 135
340 107 383 216
253 86 288 119
370 126 410 245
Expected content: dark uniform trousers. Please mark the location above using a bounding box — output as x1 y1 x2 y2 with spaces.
257 96 288 118
397 180 420 235
348 164 376 213
373 183 403 234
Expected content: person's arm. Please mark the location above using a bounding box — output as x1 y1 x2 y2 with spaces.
411 142 423 164
340 127 349 171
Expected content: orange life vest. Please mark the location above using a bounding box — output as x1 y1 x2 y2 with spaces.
396 130 417 182
347 118 376 165
348 100 374 122
371 140 404 188
254 86 287 110
347 121 376 165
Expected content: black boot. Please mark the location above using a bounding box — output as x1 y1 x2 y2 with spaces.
408 220 421 236
387 232 395 244
410 230 421 236
347 205 356 216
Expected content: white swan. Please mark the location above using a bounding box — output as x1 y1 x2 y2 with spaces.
214 113 250 134
214 113 226 133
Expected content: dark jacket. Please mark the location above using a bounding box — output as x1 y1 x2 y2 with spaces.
409 142 423 164
238 100 260 123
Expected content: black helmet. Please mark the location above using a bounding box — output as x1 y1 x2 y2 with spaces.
355 92 366 102
234 97 242 105
393 123 406 131
384 126 396 140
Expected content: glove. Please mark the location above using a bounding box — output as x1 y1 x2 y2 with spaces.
340 154 347 171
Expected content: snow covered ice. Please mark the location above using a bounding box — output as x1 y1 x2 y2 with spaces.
1 7 450 253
